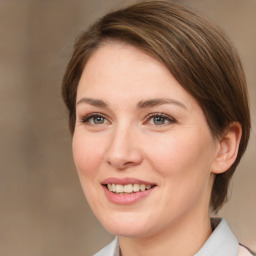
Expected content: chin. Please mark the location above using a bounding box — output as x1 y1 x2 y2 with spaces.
105 224 151 238
97 212 154 238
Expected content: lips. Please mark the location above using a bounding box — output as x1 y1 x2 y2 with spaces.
101 177 157 204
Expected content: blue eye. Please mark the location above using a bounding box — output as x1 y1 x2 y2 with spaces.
152 116 168 125
81 113 107 125
148 113 175 126
91 116 105 124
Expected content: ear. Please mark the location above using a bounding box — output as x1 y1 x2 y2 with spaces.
211 122 242 174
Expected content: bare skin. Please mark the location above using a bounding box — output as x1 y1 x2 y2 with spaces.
73 42 242 256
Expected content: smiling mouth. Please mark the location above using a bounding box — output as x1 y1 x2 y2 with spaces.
104 184 156 194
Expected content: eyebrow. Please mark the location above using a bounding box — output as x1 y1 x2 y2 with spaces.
76 98 108 107
137 98 187 110
76 97 187 110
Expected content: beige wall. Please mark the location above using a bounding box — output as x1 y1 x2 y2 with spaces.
0 0 255 255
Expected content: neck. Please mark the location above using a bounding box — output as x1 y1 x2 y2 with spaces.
119 212 212 256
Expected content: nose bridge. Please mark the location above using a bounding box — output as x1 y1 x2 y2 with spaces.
111 123 131 149
105 121 142 169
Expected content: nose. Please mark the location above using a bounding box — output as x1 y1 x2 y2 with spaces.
105 126 143 170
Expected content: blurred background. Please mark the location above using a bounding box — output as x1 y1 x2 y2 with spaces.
0 0 255 255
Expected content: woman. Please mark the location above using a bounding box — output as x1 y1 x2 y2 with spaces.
62 1 253 255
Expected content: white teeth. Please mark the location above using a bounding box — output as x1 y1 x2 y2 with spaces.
146 184 151 189
106 184 153 194
116 184 124 193
140 184 146 191
124 184 133 193
133 184 140 192
107 184 112 191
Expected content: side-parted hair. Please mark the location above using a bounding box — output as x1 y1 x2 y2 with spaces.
62 0 251 212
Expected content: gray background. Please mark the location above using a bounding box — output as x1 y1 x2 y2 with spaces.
0 0 255 255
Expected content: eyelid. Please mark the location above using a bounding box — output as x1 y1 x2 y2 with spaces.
78 112 176 126
80 112 109 124
145 112 176 125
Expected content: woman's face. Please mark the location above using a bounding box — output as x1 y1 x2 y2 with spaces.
73 43 219 238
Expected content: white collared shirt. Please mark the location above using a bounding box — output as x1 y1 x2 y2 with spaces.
93 218 253 256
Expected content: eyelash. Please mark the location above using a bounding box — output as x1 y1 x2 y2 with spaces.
79 112 176 126
146 113 176 126
80 112 108 124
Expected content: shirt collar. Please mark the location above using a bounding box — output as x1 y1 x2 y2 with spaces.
93 237 119 256
195 218 238 256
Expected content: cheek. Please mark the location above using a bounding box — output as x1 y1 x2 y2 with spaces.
72 132 106 209
144 135 190 174
146 134 213 216
147 130 213 173
72 132 105 176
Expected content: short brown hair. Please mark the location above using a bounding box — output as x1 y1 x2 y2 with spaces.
62 0 251 212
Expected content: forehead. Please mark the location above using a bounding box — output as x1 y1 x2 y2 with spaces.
77 43 193 104
76 42 211 136
82 42 169 83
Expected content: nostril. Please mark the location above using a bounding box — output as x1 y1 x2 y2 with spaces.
106 159 136 170
121 161 138 170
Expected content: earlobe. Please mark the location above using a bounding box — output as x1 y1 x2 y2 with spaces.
211 122 242 174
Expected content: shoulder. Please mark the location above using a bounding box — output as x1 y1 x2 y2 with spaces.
195 218 254 256
238 245 256 256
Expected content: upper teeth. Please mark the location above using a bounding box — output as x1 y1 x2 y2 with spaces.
107 184 152 194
